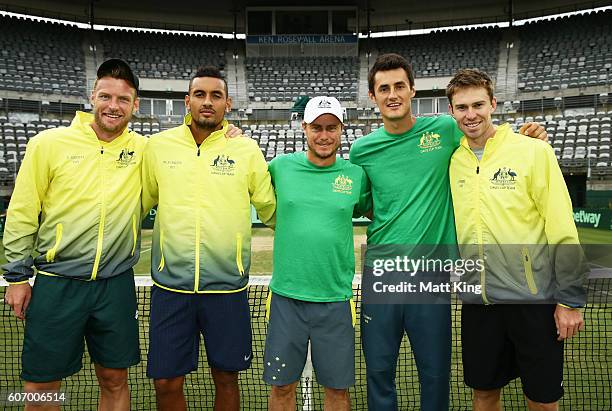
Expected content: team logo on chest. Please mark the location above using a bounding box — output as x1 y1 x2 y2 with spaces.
490 167 517 190
418 132 442 153
210 154 236 176
116 148 136 168
333 174 353 195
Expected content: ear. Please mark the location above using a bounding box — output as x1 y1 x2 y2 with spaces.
368 90 376 104
226 96 233 113
491 97 497 113
409 87 416 98
133 97 140 113
448 103 453 115
89 91 96 107
184 94 190 112
301 121 308 132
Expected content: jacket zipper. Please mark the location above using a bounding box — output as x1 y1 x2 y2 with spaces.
469 147 489 304
194 147 202 291
91 146 106 280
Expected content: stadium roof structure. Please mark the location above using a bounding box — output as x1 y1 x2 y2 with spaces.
2 0 610 34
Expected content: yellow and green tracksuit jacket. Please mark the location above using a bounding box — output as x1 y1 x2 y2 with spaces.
449 123 587 306
141 114 276 293
2 111 147 283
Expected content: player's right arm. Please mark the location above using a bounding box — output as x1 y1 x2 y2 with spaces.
2 137 51 318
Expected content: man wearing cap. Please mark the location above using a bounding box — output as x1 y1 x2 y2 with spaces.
3 59 144 410
263 96 371 410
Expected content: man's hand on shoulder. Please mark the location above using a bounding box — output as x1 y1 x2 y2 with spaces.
225 123 243 139
5 282 32 320
554 304 585 341
519 122 548 142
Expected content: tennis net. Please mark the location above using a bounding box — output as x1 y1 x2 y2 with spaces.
1 273 610 410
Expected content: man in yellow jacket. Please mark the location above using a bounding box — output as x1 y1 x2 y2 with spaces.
447 69 587 411
141 65 276 411
3 59 145 410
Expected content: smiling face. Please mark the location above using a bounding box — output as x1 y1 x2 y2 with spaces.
303 114 342 166
449 86 497 146
369 68 416 123
90 77 139 141
186 76 231 132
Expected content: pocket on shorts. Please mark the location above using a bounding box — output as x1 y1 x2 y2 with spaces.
265 291 272 323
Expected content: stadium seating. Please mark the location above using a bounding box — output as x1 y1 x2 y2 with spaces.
245 57 359 103
0 15 86 97
371 27 501 78
101 29 230 80
517 10 612 92
497 110 612 173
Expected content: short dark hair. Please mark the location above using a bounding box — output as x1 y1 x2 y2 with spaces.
188 65 228 96
95 58 139 95
368 53 415 95
446 69 494 105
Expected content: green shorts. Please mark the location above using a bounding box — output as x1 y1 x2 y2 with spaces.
21 270 140 383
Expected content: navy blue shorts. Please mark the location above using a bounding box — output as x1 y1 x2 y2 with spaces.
147 286 252 379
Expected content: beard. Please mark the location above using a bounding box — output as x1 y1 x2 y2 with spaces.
192 113 223 131
93 109 130 135
307 139 340 160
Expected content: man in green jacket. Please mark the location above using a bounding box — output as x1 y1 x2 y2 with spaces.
447 68 586 411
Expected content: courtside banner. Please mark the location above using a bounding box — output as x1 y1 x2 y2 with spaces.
360 244 610 305
573 208 612 230
246 35 358 44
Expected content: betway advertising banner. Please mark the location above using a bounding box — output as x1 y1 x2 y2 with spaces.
573 208 612 230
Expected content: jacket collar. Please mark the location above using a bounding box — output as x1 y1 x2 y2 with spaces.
72 111 133 146
182 113 229 146
460 123 512 152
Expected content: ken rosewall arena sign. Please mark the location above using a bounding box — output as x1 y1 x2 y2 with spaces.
247 35 358 44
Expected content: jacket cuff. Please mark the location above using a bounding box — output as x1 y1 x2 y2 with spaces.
4 278 30 285
2 259 35 284
557 302 584 309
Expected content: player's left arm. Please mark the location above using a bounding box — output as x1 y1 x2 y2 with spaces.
531 144 587 339
353 169 372 219
518 122 547 141
249 149 277 228
225 123 242 138
554 304 584 341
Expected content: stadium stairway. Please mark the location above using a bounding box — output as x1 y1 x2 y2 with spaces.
225 49 248 107
358 49 376 107
495 29 520 102
83 31 105 93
